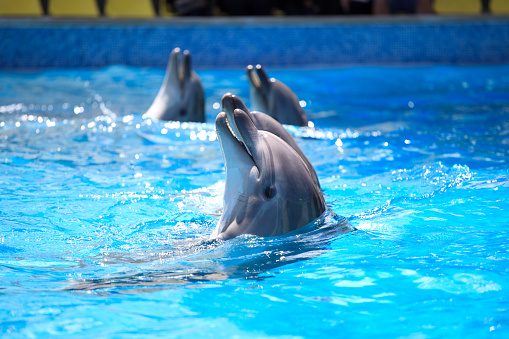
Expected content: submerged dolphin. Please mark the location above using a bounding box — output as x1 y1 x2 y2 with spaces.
221 93 320 189
247 64 309 126
212 108 326 240
146 48 205 122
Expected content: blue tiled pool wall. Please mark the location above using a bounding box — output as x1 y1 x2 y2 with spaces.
1 17 508 69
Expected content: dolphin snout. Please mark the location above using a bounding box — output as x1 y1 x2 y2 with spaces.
221 93 236 114
222 93 250 115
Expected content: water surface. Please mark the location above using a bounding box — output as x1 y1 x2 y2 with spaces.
1 65 508 337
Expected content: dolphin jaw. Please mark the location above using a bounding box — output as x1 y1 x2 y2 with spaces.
220 97 256 161
249 68 262 89
247 65 269 112
168 48 194 97
216 112 256 170
247 66 264 94
225 115 255 162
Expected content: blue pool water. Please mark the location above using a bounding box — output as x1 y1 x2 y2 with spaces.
0 64 508 338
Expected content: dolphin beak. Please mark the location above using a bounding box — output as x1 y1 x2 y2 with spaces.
221 93 251 115
221 94 242 142
232 108 261 165
247 65 262 90
247 65 270 111
167 47 194 93
221 93 253 139
166 47 181 89
255 64 272 94
182 50 192 84
216 109 256 162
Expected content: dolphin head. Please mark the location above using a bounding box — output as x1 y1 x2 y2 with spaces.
221 93 321 189
246 64 308 126
146 48 205 122
246 65 308 126
212 107 325 240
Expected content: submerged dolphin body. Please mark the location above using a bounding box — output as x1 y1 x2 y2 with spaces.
247 64 309 126
221 93 320 189
212 108 326 240
146 48 205 122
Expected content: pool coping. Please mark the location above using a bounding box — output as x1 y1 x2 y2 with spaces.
1 14 509 26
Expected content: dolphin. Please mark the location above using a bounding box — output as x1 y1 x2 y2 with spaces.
211 108 326 240
247 64 309 126
146 48 205 122
221 93 320 189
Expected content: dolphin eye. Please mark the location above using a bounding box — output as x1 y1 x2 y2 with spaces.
264 186 277 199
180 108 186 116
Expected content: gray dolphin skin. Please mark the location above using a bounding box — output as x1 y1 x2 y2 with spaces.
221 93 320 189
247 64 309 126
211 108 326 240
146 48 205 122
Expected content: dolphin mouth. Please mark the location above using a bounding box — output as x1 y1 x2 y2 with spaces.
167 47 193 94
246 65 264 95
229 112 255 161
217 110 255 163
224 114 241 143
247 65 262 90
221 94 255 159
246 65 270 111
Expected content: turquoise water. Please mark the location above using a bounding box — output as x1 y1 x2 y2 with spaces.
1 64 508 338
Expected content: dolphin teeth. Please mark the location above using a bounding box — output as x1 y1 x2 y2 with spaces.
225 116 238 139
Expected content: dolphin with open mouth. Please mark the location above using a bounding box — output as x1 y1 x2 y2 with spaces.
212 107 326 240
247 64 309 126
146 48 205 122
221 93 320 190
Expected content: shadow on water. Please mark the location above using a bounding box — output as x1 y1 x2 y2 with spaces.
65 210 354 294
